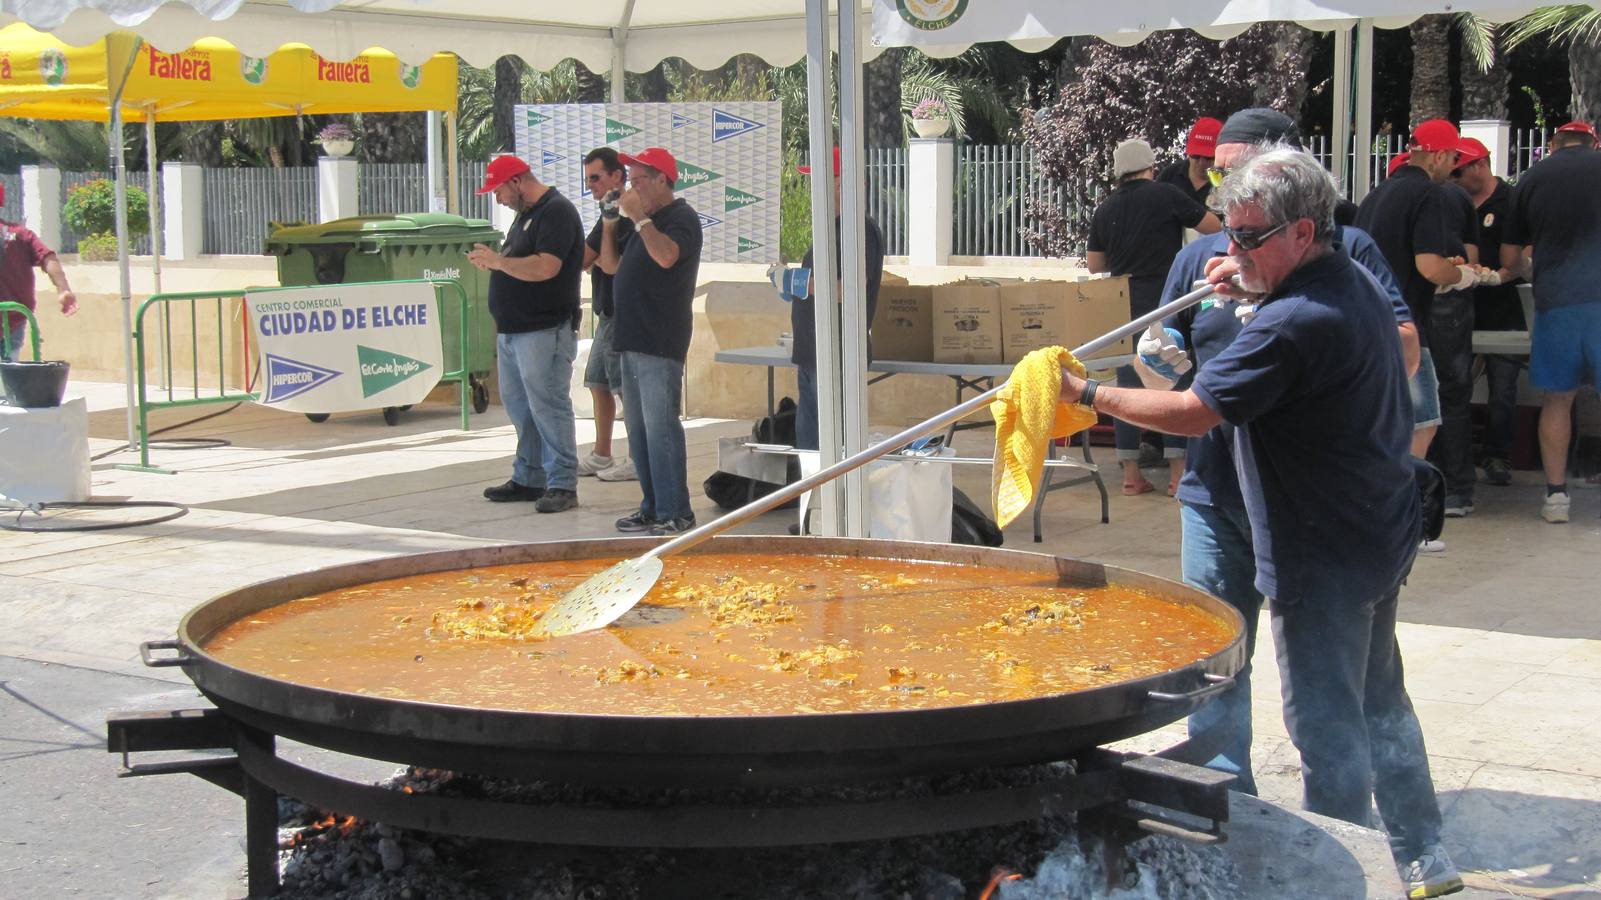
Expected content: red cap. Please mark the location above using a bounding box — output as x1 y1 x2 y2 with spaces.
1387 152 1412 178
797 147 841 176
1185 117 1223 158
1454 137 1489 171
1409 119 1460 152
1556 121 1598 139
618 147 679 185
477 155 531 194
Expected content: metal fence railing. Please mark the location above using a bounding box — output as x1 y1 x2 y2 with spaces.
0 172 20 222
458 161 494 221
359 162 430 215
203 166 318 255
1308 128 1550 193
865 147 908 256
954 144 1065 258
59 169 157 256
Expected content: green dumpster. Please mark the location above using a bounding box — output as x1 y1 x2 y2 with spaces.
266 213 502 422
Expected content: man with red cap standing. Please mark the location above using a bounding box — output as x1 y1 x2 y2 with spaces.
1502 119 1601 523
466 154 586 513
598 147 704 536
1157 116 1223 205
0 183 77 360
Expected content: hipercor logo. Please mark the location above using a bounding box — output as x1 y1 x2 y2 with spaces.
540 150 566 166
263 354 340 403
711 109 764 142
672 113 696 130
697 213 722 229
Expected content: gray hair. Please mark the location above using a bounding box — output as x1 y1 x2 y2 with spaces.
1212 147 1339 245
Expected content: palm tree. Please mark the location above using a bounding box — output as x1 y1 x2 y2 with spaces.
1409 15 1453 123
493 56 527 156
1458 15 1509 119
1505 6 1601 123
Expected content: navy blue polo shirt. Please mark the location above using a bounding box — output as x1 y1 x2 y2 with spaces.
1502 145 1601 311
1164 227 1411 510
1191 250 1420 603
611 198 703 363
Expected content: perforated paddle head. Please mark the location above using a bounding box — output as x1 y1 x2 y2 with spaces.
534 556 665 638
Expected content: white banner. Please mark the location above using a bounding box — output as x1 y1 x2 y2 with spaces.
514 102 782 264
245 282 444 414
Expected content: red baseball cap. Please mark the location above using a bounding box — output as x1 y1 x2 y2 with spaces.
797 147 841 176
1185 117 1223 158
618 147 679 185
1409 119 1460 153
1556 121 1598 139
477 155 530 194
1454 137 1489 171
1387 152 1412 178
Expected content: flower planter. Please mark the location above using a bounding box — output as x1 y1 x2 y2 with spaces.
912 118 950 139
322 139 355 158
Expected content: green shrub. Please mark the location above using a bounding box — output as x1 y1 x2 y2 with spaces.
778 152 812 263
77 231 120 262
63 178 149 238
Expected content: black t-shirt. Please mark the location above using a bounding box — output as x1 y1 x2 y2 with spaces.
611 198 703 363
1443 182 1481 259
1156 160 1211 206
1472 179 1525 330
1503 145 1601 312
487 188 584 334
1354 165 1454 341
793 217 885 368
1087 178 1208 317
585 216 636 318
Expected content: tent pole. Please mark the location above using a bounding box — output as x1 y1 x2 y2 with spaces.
611 0 636 103
111 42 143 449
427 110 442 211
804 0 843 537
445 110 460 215
144 110 161 294
1354 18 1375 200
836 0 868 537
1332 26 1352 197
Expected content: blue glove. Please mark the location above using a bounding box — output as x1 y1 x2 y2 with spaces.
767 265 812 302
1136 325 1191 386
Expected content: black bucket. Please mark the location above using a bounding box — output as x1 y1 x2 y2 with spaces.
0 359 71 408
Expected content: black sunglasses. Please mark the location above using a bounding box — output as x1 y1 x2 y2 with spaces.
1223 220 1290 251
586 173 605 183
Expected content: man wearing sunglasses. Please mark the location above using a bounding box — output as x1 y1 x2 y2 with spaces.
1136 107 1419 808
576 147 638 483
1061 148 1459 899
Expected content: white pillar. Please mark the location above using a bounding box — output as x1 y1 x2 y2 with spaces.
317 156 358 222
161 162 204 261
1332 26 1352 194
1461 119 1512 179
426 110 446 212
907 138 953 266
490 200 515 233
1353 19 1375 201
20 166 62 251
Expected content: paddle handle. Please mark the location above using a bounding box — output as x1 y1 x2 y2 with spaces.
647 282 1221 560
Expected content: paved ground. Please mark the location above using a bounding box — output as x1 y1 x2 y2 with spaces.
2 381 1598 899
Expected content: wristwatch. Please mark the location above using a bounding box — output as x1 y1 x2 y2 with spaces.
1079 378 1100 409
638 218 655 230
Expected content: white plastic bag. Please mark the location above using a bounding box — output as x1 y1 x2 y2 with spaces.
797 445 953 542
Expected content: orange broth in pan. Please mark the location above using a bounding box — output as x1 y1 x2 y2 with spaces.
203 553 1234 716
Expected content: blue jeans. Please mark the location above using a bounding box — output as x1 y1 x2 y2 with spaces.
496 327 578 491
619 351 691 521
1180 501 1263 796
1271 586 1442 860
795 363 818 451
1113 365 1185 459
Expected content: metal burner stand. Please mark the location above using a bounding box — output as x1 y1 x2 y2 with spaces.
109 707 1235 899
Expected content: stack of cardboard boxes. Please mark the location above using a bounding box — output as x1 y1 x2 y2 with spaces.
870 275 1134 365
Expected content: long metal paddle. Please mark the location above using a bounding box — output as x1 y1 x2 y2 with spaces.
532 282 1221 637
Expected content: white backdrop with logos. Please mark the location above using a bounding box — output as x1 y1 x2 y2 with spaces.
514 102 783 265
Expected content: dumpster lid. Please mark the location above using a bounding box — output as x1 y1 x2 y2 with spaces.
268 213 496 244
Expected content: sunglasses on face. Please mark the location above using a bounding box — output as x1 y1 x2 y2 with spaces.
1206 166 1229 188
586 174 604 183
1223 220 1291 251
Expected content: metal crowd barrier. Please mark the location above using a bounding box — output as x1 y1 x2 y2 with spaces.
0 301 43 361
121 279 474 473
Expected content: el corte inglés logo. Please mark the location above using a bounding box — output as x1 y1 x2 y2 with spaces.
526 110 550 127
399 64 421 89
39 49 67 86
358 345 432 398
240 56 268 85
606 118 642 142
675 162 721 188
896 0 969 31
723 187 762 212
736 237 763 254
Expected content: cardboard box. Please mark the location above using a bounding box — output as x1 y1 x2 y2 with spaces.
998 276 1133 364
870 284 933 362
880 270 909 286
931 282 1003 365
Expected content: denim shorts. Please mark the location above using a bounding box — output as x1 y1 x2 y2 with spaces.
1530 302 1601 392
1409 347 1442 429
582 313 622 393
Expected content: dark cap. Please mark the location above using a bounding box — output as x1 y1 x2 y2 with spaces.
1216 108 1302 149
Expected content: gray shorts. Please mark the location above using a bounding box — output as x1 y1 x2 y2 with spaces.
1409 348 1442 429
583 313 622 393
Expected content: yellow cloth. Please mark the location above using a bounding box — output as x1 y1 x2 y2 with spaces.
990 346 1099 529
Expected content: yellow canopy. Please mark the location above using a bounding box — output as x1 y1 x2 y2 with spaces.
0 24 456 122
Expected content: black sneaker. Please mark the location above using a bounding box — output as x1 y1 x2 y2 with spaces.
483 480 543 502
649 514 697 536
615 510 656 532
535 488 578 513
1483 457 1512 486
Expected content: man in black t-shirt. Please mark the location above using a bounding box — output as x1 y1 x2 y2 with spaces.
466 155 585 513
577 147 638 483
599 147 704 536
1155 116 1222 206
1088 137 1222 495
1451 137 1524 487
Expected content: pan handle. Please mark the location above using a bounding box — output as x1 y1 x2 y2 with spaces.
140 639 193 668
1148 672 1234 704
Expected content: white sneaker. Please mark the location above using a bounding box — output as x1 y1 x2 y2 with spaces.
1419 539 1446 553
596 457 638 482
576 452 613 476
1399 843 1464 898
1542 491 1570 524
